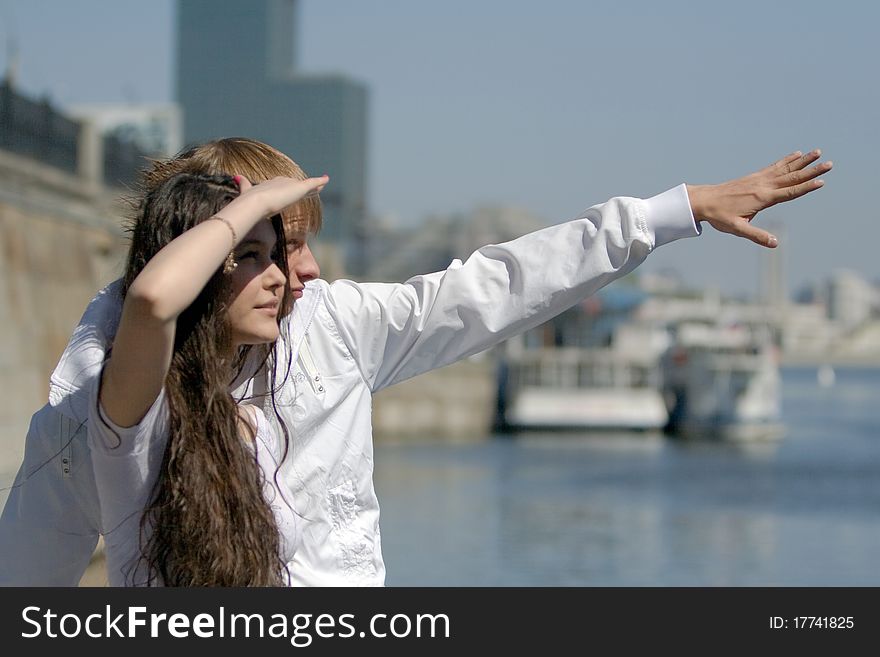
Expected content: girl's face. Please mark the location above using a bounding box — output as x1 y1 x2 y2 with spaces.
226 220 286 346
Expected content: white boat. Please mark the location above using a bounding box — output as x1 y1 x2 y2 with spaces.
660 322 784 440
498 340 669 431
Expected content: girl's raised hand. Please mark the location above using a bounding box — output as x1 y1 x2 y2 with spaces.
229 174 329 219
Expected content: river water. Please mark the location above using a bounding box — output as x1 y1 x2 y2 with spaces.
374 366 880 586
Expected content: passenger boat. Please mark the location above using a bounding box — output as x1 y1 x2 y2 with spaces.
660 322 784 440
497 324 669 431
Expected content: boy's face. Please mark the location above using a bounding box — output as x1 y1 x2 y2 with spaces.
281 203 320 300
285 227 320 301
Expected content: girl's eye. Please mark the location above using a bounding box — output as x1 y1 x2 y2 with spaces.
240 251 260 260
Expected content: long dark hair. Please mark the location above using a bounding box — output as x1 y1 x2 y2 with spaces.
120 172 291 586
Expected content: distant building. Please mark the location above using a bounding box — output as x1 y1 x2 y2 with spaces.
828 270 875 330
66 103 183 157
0 79 148 189
362 205 546 283
176 0 368 273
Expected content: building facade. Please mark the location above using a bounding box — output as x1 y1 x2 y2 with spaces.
176 0 368 272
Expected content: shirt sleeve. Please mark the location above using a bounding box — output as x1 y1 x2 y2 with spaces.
49 280 123 424
87 378 168 584
325 185 698 391
0 405 101 585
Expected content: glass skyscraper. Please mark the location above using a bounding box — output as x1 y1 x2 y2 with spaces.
176 0 368 270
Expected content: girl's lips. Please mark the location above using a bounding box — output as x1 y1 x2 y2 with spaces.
292 289 304 300
255 300 280 315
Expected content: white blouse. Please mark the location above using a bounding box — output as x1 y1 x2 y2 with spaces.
88 386 298 587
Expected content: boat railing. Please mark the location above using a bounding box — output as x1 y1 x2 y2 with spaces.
504 347 662 390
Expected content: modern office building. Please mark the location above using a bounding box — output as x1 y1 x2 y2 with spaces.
176 0 368 271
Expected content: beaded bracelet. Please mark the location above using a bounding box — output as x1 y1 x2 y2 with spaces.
208 215 238 273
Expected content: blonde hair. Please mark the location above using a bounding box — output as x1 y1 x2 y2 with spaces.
140 137 322 234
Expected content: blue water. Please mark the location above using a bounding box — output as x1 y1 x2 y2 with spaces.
374 367 880 586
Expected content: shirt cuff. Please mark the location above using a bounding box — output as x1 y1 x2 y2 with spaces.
642 183 701 249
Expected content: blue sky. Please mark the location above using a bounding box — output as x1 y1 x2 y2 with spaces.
1 0 876 297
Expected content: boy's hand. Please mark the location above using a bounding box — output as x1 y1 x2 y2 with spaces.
687 150 832 248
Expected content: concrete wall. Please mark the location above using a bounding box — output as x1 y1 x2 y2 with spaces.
372 356 498 442
0 148 126 490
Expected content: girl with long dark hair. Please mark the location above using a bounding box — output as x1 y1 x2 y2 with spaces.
90 171 327 586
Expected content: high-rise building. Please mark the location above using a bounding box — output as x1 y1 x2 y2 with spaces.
176 0 368 271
